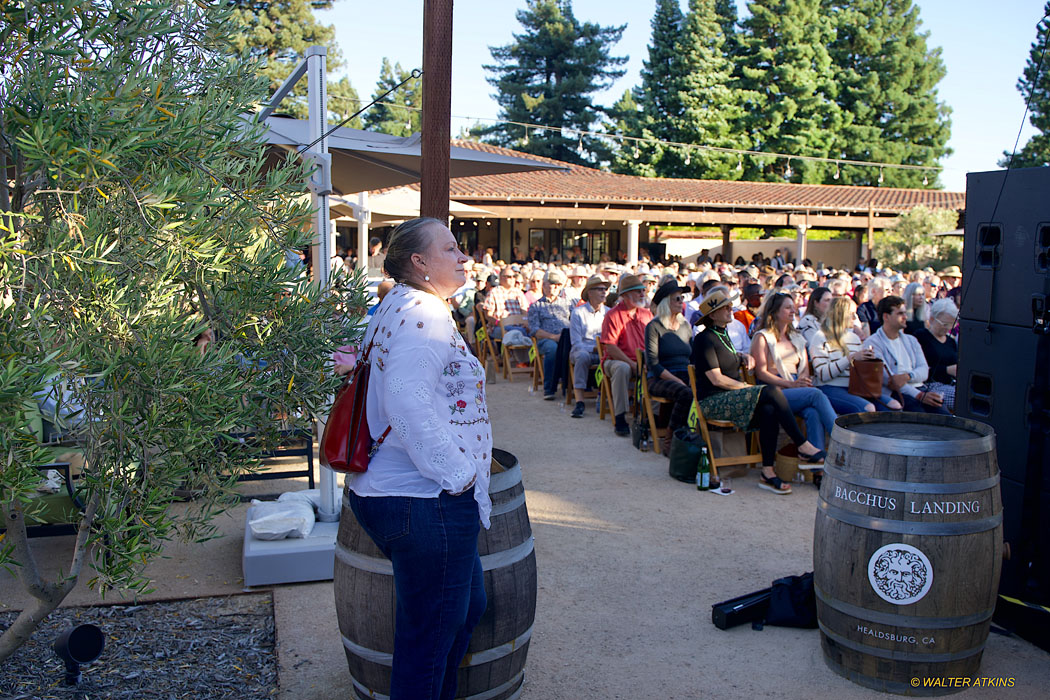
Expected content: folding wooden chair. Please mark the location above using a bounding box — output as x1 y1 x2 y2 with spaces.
687 365 763 481
565 353 601 408
595 340 614 421
531 337 544 391
636 348 673 455
473 305 501 375
500 319 533 382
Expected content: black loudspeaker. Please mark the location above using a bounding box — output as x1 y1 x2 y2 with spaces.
957 167 1050 651
955 320 1045 486
996 475 1050 651
959 167 1050 328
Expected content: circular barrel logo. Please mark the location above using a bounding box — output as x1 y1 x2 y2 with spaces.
867 543 933 605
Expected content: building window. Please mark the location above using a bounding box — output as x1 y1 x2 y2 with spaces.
562 229 617 264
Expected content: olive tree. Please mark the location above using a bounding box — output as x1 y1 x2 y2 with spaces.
875 205 961 271
0 0 363 660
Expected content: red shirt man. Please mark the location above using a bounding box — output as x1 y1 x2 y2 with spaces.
602 295 653 360
600 274 653 434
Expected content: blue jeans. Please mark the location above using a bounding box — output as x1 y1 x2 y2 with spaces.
347 490 486 700
782 387 838 450
818 385 898 414
537 337 558 394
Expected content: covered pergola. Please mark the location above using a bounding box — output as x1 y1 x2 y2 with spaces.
358 141 966 268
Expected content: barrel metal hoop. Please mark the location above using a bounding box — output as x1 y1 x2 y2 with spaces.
824 659 974 696
351 670 523 700
489 464 522 494
350 672 388 700
343 625 533 669
480 536 535 571
342 634 392 666
461 625 533 666
815 585 996 629
819 621 987 663
336 536 535 576
818 498 1003 535
335 543 393 575
489 492 527 517
830 425 995 457
821 465 1000 495
462 671 524 700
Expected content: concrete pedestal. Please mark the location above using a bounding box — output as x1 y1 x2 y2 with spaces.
242 507 338 587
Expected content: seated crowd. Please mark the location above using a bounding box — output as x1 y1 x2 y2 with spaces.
366 244 962 496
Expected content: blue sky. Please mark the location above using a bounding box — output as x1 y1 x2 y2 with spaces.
320 1 1047 192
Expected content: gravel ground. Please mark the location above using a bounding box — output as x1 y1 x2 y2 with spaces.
0 594 276 699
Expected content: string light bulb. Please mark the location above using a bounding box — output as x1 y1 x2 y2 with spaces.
923 172 929 186
736 157 743 172
833 163 841 180
684 150 691 166
878 167 884 184
784 161 793 179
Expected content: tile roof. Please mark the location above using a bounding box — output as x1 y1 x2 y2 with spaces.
393 139 965 215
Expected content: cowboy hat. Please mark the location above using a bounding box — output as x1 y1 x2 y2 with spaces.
652 279 689 308
616 273 646 295
696 288 734 320
582 274 609 298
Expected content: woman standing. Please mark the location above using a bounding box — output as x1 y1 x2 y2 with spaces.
644 278 695 454
348 217 491 700
750 293 838 456
691 289 826 495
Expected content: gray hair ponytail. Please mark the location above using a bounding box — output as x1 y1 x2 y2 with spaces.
383 217 442 283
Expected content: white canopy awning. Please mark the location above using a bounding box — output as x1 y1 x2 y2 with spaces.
257 116 564 195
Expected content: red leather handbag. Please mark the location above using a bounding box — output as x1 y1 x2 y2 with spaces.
320 341 391 474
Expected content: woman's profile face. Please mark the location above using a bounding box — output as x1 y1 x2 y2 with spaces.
815 291 832 316
422 224 469 296
669 293 684 316
912 289 925 307
776 297 795 326
708 305 733 327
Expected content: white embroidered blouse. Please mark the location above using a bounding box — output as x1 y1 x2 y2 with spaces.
348 284 493 528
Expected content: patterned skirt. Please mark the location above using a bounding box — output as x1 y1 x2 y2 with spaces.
697 385 766 431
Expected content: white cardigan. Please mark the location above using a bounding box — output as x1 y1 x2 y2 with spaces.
808 329 862 387
349 284 493 527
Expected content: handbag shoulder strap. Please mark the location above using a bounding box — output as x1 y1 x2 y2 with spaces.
358 317 385 365
359 317 391 457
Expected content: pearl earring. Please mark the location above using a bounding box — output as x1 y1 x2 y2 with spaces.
424 274 430 282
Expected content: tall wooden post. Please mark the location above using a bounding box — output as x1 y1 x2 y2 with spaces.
865 202 875 261
721 224 732 263
421 0 453 222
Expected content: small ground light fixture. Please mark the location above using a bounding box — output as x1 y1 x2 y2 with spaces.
53 624 105 685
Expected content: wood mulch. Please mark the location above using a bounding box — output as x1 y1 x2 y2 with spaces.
0 594 277 699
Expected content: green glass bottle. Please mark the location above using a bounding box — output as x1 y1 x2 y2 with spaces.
696 446 711 491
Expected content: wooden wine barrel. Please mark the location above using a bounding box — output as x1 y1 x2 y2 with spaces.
814 413 1002 696
334 448 537 700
